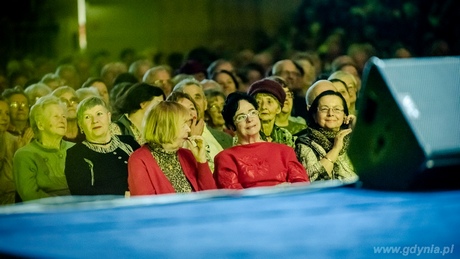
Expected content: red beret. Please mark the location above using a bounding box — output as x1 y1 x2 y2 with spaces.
247 78 286 107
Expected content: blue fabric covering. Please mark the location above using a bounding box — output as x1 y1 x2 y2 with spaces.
0 182 459 258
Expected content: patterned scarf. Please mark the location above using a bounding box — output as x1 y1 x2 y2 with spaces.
296 127 350 155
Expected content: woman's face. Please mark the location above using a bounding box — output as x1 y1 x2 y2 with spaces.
206 95 225 127
177 98 198 121
215 73 237 96
234 100 261 138
255 93 280 123
39 104 67 138
153 70 172 96
331 81 350 109
281 88 293 114
0 100 10 133
58 92 79 120
91 82 110 105
314 95 346 132
8 94 29 122
80 105 111 142
341 76 357 105
171 114 192 149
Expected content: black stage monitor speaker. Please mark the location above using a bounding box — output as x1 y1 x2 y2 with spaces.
349 56 460 191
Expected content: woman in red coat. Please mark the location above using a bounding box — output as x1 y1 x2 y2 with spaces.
128 101 216 195
214 92 310 189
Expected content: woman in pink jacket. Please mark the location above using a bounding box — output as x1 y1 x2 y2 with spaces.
128 101 216 195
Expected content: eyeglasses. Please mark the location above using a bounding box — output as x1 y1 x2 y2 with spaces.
9 102 28 109
318 106 344 114
209 104 222 112
234 110 259 123
60 97 79 107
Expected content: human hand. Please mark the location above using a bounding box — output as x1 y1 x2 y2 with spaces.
333 128 352 150
190 117 205 136
18 128 34 147
186 135 208 163
344 115 357 129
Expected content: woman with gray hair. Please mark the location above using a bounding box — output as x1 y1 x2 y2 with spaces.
13 95 74 201
24 83 52 105
65 97 140 196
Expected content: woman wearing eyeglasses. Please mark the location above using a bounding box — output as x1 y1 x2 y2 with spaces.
295 90 358 183
213 92 309 189
1 88 34 147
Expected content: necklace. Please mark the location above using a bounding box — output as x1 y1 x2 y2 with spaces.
86 138 112 145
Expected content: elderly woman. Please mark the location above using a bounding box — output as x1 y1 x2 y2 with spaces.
52 86 85 143
204 89 233 136
65 97 140 196
166 91 204 138
13 95 74 201
112 82 165 145
246 78 294 147
128 101 216 195
0 97 20 204
213 92 309 189
295 90 358 183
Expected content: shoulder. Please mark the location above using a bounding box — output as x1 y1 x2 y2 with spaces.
218 143 265 155
117 135 140 149
287 120 307 133
266 141 293 151
277 126 293 136
3 132 19 150
289 116 307 125
66 142 89 157
62 140 76 149
208 126 232 139
131 145 150 156
14 141 37 154
273 125 293 139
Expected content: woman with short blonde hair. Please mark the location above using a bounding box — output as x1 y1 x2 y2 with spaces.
128 101 216 196
143 100 189 146
65 96 140 196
